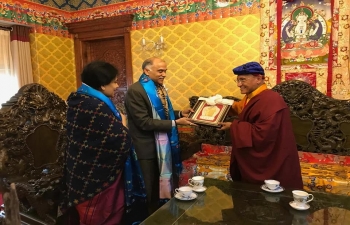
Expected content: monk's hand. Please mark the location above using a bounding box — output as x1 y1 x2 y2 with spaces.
175 117 197 126
217 122 232 130
180 108 194 117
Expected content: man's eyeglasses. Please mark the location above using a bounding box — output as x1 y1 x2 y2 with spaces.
235 78 250 84
234 75 264 84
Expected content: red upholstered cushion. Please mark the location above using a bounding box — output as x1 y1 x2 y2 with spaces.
298 151 350 166
200 143 232 155
179 144 232 186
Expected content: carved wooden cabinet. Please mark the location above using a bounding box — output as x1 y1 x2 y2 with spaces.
66 15 134 109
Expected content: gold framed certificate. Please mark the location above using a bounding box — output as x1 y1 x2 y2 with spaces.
188 99 233 127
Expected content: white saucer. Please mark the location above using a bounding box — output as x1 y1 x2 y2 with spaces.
192 186 207 192
175 192 197 201
289 201 310 210
261 184 284 193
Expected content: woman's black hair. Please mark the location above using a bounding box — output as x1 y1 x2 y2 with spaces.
81 61 118 90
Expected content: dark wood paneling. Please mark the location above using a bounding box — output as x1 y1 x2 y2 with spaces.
66 15 134 89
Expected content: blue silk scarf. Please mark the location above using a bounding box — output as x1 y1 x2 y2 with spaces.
139 74 182 176
77 83 122 119
77 83 147 223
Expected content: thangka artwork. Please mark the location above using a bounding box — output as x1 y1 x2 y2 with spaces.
280 0 332 69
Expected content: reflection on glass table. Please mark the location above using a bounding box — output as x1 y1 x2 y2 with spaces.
141 178 350 225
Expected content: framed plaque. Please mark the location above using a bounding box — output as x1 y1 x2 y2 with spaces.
188 99 233 127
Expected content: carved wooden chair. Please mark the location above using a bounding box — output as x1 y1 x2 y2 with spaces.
272 80 350 155
0 83 67 224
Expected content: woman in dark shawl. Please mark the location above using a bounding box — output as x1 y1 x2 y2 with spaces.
59 61 147 225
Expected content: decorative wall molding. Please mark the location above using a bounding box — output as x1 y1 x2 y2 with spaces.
0 0 261 35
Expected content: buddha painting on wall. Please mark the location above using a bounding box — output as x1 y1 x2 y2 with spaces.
280 0 331 67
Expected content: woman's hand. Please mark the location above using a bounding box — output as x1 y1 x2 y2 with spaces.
121 113 128 128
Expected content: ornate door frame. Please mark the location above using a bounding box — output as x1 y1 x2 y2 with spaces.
66 15 134 88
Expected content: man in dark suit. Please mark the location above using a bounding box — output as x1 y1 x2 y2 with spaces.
125 57 193 214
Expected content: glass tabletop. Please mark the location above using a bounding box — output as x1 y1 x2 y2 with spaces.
141 178 350 225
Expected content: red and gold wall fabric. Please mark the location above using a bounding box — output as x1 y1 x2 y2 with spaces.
0 0 261 32
260 0 350 99
131 0 260 30
29 0 125 11
68 0 261 29
0 0 71 37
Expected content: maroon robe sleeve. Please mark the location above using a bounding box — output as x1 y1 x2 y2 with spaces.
230 111 283 149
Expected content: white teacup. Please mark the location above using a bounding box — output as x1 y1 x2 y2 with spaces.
292 190 314 206
264 179 280 190
188 176 204 188
175 186 193 198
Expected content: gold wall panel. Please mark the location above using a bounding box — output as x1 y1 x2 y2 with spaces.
30 33 76 100
131 15 260 110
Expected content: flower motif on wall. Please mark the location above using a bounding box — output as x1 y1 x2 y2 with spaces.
136 0 193 19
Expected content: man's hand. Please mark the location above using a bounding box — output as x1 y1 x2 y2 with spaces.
181 108 194 117
217 122 232 130
175 117 197 126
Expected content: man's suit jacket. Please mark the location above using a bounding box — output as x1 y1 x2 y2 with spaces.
125 81 180 159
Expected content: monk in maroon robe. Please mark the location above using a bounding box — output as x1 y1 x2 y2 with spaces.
219 62 303 189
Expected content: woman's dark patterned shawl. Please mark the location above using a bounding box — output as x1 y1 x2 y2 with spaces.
63 93 131 207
